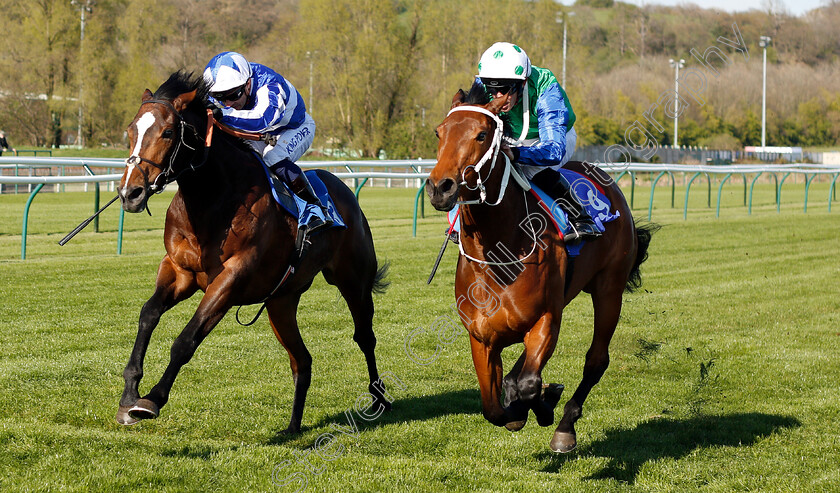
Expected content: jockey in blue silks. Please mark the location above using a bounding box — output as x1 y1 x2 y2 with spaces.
203 51 331 234
468 42 601 243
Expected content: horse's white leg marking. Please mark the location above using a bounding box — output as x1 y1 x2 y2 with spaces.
124 112 156 194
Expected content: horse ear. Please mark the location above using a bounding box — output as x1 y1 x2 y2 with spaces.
141 89 153 102
450 89 466 108
173 90 197 112
486 94 507 115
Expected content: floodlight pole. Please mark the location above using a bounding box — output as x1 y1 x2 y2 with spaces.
557 11 575 88
669 58 685 148
71 0 94 148
759 36 772 150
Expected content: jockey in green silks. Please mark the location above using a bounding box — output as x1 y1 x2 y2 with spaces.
473 42 601 243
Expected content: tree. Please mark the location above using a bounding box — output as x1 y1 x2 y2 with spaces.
111 0 178 133
0 0 76 146
731 109 761 147
3 0 840 152
291 0 423 157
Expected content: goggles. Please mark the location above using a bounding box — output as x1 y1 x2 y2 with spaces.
481 78 521 95
211 85 246 102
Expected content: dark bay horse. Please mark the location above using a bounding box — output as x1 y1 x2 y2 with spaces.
426 85 655 452
114 71 390 432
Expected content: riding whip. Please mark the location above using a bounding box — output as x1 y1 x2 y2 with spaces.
426 224 455 284
58 194 120 246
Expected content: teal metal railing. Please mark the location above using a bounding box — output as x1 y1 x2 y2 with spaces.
3 158 840 259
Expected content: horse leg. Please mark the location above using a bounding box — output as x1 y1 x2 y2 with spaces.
503 352 525 407
265 293 312 434
551 284 623 453
468 334 526 428
503 350 565 429
331 271 391 413
117 257 197 425
128 273 235 421
507 314 565 430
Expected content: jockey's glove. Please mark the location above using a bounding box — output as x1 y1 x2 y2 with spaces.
210 106 223 122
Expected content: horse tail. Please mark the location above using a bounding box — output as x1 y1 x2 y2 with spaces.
625 222 660 293
372 261 391 295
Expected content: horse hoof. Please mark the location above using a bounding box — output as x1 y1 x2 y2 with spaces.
128 398 160 420
369 383 393 412
536 384 565 427
505 420 527 432
549 431 577 453
115 405 139 426
375 399 392 412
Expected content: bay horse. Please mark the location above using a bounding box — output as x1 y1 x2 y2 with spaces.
426 84 656 452
114 71 390 433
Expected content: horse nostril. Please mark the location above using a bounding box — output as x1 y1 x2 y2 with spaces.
439 178 456 195
127 186 144 202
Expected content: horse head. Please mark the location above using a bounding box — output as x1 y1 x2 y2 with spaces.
426 85 507 211
119 71 208 213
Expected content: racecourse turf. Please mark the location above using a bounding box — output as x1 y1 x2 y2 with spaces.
0 181 838 492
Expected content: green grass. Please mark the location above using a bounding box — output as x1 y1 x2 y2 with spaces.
1 182 839 492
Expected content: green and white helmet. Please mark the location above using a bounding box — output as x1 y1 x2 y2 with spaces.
477 42 532 80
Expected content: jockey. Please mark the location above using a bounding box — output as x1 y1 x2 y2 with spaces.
477 42 601 243
203 51 332 234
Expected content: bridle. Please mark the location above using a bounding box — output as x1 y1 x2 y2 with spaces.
126 99 212 196
448 105 524 206
443 104 538 266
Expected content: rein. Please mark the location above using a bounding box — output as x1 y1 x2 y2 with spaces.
445 105 538 267
208 114 277 145
456 188 541 266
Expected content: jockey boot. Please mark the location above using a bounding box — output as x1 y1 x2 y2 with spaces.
289 172 333 235
545 171 602 244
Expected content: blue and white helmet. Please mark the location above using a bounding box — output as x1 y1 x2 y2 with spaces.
203 52 252 93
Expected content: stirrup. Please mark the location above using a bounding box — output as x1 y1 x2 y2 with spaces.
304 213 332 235
564 220 602 244
295 213 333 258
295 224 313 258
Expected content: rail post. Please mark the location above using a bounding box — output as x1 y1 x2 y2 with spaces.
21 184 45 259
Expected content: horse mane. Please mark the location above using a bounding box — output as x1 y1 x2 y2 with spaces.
462 79 511 134
153 70 210 114
154 70 255 155
464 80 492 105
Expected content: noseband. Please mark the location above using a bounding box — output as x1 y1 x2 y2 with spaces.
126 99 210 194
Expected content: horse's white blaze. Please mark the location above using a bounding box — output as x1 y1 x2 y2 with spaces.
124 112 156 193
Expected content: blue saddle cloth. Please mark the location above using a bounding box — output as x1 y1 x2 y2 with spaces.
529 168 620 256
447 168 620 257
260 165 345 230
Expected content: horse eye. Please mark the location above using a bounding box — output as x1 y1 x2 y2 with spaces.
435 129 440 139
162 128 174 139
477 131 487 142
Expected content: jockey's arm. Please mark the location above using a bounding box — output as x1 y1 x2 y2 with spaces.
516 83 569 167
220 82 287 134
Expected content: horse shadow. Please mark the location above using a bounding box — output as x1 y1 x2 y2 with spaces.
537 412 800 483
267 389 481 446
